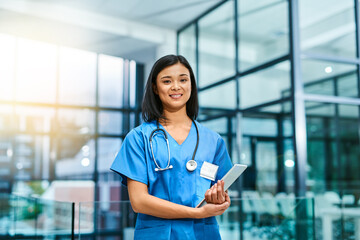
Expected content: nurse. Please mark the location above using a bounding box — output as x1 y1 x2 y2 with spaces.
111 55 233 239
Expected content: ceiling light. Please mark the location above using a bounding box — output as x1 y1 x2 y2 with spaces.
285 159 295 168
325 66 332 73
81 158 90 167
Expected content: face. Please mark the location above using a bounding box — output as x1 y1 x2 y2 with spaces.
154 63 192 113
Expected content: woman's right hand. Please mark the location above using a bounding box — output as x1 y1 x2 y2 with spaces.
199 192 231 218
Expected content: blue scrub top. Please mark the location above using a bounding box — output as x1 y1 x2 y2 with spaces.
110 120 232 240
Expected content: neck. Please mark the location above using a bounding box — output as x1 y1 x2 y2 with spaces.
160 107 191 126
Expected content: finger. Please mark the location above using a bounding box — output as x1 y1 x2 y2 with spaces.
225 192 231 206
211 183 218 203
205 189 211 202
217 180 225 203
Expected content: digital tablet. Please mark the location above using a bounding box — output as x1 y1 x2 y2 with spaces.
196 164 247 208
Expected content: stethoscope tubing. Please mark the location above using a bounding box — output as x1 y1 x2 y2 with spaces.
150 120 199 172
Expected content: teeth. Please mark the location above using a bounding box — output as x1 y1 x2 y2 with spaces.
171 94 181 97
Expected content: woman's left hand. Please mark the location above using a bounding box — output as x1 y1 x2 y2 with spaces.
204 180 227 204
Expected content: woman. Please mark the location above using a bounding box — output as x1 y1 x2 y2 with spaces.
111 55 233 239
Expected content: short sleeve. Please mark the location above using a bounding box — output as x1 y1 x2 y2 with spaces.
110 129 148 187
213 136 233 182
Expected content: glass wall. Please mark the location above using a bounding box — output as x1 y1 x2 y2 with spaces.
178 0 360 213
0 35 143 204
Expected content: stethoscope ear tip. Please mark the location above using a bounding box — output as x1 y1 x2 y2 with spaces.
155 168 159 172
169 165 173 169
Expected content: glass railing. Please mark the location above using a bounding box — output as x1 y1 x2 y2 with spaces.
5 192 358 239
78 197 315 240
78 200 136 240
218 197 315 239
0 193 75 240
313 190 360 240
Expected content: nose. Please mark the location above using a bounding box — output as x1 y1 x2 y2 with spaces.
171 81 180 91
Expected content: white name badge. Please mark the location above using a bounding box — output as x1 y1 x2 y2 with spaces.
200 161 219 181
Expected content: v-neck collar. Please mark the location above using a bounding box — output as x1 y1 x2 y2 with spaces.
158 121 194 146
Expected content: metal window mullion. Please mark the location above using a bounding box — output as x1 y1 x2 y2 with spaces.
289 0 308 239
354 0 360 144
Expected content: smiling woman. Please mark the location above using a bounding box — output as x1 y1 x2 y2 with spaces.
110 55 233 240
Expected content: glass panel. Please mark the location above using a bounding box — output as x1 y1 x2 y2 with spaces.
98 54 124 108
56 138 95 180
178 24 197 79
242 117 277 137
300 0 356 58
240 61 290 109
79 201 135 240
201 117 228 134
0 136 12 180
0 33 16 101
14 106 55 133
238 0 289 71
199 80 236 109
99 111 122 135
218 197 314 239
198 0 235 87
256 141 277 193
129 60 137 108
302 59 357 97
16 38 57 103
0 105 14 131
306 102 360 194
57 108 95 135
59 47 97 106
0 194 75 238
12 135 51 180
98 137 122 173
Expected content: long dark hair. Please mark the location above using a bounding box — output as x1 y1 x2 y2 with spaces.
142 55 199 122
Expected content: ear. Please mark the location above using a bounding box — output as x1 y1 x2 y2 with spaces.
152 84 158 95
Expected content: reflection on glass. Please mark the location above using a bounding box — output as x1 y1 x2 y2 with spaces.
178 24 197 79
15 106 55 133
59 47 96 106
56 138 95 179
16 38 57 103
0 33 15 101
198 0 235 87
98 111 122 135
238 0 289 71
98 138 122 173
99 54 124 108
57 109 95 134
306 102 360 193
300 0 356 58
302 59 357 96
199 80 236 109
240 61 290 109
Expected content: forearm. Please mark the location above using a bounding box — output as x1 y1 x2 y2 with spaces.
131 191 203 219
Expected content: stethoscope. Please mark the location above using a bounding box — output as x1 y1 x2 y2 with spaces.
149 120 199 172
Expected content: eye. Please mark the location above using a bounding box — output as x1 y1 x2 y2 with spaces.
180 78 188 82
163 80 171 84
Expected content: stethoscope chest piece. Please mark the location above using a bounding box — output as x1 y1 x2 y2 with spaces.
186 160 197 172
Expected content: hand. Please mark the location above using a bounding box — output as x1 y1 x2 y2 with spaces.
200 192 231 218
205 180 226 204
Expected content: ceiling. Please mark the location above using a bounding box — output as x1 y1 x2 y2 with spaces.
0 0 223 63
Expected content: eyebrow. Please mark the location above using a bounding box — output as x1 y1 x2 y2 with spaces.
160 74 189 79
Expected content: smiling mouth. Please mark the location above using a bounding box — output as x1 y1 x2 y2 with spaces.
169 94 183 99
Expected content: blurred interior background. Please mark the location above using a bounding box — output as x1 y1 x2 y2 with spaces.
0 0 360 239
